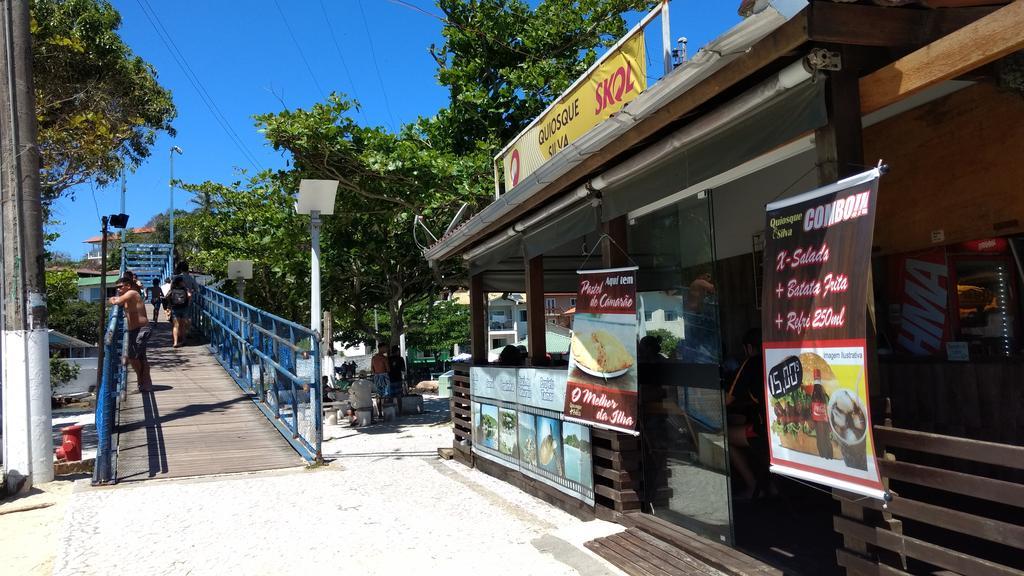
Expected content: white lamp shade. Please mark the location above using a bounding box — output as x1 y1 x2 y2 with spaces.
296 179 339 215
227 260 254 280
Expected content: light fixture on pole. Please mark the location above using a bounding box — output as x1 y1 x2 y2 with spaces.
169 146 182 244
295 179 338 335
227 260 254 301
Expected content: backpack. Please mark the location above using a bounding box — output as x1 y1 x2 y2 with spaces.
169 287 189 308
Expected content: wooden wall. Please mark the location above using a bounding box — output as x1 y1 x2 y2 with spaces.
865 83 1024 255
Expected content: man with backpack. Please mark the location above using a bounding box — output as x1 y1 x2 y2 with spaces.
165 276 191 348
175 261 198 341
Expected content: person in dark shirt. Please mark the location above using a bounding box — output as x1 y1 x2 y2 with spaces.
727 328 768 499
388 345 406 398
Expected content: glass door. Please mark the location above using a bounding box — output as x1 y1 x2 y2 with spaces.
630 190 732 543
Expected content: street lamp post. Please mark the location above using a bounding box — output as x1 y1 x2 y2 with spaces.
295 179 338 335
169 146 182 244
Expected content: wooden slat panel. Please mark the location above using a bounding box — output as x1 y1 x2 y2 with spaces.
878 459 1024 508
879 497 1024 549
836 548 911 576
834 516 1024 576
874 425 1024 469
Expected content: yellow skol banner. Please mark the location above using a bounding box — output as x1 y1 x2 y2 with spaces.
500 33 647 190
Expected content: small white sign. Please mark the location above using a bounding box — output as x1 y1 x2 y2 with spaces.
930 229 945 244
946 341 969 362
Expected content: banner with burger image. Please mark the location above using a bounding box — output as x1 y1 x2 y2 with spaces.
565 266 640 434
762 168 885 499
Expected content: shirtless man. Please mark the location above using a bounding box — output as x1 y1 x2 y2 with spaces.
110 275 153 392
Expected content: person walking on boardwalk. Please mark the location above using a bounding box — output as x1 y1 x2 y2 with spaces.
110 276 153 392
148 277 164 322
166 276 192 348
371 343 391 418
175 260 198 340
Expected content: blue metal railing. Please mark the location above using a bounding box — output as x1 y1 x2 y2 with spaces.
93 252 128 485
195 284 323 462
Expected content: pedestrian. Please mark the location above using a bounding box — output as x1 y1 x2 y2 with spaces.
175 260 198 340
123 269 145 293
165 276 191 348
109 276 153 392
371 343 391 418
388 345 406 398
148 277 164 322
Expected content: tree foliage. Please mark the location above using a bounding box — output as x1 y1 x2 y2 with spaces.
174 174 310 319
50 354 80 388
406 299 470 356
255 96 492 344
431 0 657 154
47 268 100 344
174 0 657 350
31 0 176 202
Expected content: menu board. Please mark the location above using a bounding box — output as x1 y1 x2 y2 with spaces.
564 267 640 434
762 168 885 499
470 367 594 504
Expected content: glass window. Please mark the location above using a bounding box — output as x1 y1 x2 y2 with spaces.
519 310 528 322
630 190 730 543
545 297 556 309
569 297 577 307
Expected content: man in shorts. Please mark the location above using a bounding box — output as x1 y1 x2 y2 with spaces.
110 276 153 392
371 343 391 418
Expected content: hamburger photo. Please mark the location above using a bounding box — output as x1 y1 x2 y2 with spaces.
769 352 841 459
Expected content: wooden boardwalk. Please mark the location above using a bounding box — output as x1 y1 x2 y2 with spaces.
115 309 302 482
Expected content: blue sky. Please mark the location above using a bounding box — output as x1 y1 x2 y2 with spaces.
48 0 740 260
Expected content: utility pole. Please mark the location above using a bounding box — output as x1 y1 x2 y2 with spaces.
0 0 53 492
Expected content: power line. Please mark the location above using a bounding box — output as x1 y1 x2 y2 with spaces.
318 0 367 123
134 0 262 172
272 0 327 100
357 0 398 131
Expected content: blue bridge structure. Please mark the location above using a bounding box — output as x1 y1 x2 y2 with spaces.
92 243 322 485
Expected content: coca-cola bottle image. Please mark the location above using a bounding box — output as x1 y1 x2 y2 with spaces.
811 369 833 459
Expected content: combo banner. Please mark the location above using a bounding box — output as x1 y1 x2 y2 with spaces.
498 33 647 190
470 366 594 505
761 168 886 500
565 267 640 434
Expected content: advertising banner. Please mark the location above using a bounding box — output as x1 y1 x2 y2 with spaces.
470 366 519 403
499 33 646 190
762 168 885 499
565 267 640 434
470 368 594 505
889 247 950 356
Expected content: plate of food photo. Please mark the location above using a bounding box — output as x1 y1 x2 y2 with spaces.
571 329 634 378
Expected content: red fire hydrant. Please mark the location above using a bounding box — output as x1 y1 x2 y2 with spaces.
55 424 83 462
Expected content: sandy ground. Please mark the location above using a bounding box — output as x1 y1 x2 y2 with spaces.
3 395 625 576
0 474 87 575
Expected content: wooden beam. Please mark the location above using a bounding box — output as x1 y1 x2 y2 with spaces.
469 274 488 363
601 216 629 268
860 0 1024 115
524 255 546 365
807 2 997 48
816 46 864 183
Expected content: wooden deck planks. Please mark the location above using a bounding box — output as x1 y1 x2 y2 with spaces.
115 312 302 482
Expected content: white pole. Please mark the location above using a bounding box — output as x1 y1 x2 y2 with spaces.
310 210 322 335
662 0 672 76
120 173 126 244
169 149 174 244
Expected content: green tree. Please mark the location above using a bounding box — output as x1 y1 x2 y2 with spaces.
431 0 656 155
406 299 470 356
255 97 491 344
174 174 311 320
32 0 176 203
46 268 100 343
646 328 678 358
50 354 80 389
